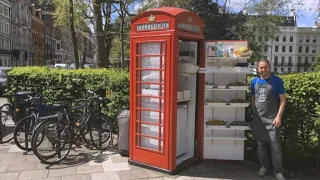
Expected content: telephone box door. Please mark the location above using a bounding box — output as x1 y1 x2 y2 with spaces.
131 36 171 170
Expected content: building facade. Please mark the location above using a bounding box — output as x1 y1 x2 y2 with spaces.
44 25 56 65
0 0 12 66
264 26 320 73
12 0 32 66
31 5 44 65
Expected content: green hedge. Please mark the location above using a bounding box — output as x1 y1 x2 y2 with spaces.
248 72 320 171
5 67 129 121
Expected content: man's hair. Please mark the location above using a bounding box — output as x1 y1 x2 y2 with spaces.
257 59 271 67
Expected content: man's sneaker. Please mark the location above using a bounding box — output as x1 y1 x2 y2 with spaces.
257 167 268 177
276 173 285 180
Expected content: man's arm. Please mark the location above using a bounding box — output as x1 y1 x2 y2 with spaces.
273 77 286 128
277 94 286 118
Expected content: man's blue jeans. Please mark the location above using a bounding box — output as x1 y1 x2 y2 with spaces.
257 141 283 174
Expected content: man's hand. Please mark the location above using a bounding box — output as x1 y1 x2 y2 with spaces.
273 116 282 128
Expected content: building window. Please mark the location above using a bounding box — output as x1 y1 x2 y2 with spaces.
281 56 285 65
289 46 293 52
313 36 317 43
304 68 307 72
0 21 3 32
299 46 302 53
275 45 279 52
297 67 300 72
312 46 316 53
312 56 315 62
281 67 284 72
0 6 3 15
283 36 286 42
290 36 293 42
299 36 303 42
288 68 291 73
306 36 310 42
264 45 268 52
276 36 279 42
298 57 301 63
289 56 292 64
4 7 8 17
6 23 9 34
57 43 60 50
306 46 309 53
265 36 268 41
264 56 267 60
274 67 277 73
305 57 308 64
274 56 278 64
282 46 286 52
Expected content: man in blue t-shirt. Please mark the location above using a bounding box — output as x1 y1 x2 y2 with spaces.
250 59 286 180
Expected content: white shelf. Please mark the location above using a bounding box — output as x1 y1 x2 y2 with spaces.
205 103 250 107
205 86 249 91
206 57 249 61
179 73 197 77
204 135 247 140
177 98 192 102
198 67 252 74
206 125 250 130
180 56 196 61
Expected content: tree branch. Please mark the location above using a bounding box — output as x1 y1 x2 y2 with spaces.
76 25 93 35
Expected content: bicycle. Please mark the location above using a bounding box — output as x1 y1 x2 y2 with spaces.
13 93 74 151
31 91 113 164
0 91 37 144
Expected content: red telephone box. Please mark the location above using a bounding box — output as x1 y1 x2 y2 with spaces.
129 7 205 173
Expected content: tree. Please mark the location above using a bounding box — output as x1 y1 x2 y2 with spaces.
312 56 320 72
69 0 80 69
39 0 89 69
111 0 135 68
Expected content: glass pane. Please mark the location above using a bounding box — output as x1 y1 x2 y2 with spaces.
141 56 164 69
141 97 164 110
138 70 164 82
140 136 163 151
141 85 164 97
139 124 163 138
141 42 163 55
136 57 140 68
139 110 164 124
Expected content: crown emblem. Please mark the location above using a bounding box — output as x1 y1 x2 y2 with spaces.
188 16 192 23
149 14 155 22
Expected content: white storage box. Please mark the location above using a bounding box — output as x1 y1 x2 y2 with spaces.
177 91 183 99
183 90 191 99
178 63 193 73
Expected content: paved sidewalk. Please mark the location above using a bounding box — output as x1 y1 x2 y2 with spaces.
0 142 318 180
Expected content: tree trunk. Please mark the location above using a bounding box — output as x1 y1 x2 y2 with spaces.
120 0 124 69
69 0 79 69
93 0 107 68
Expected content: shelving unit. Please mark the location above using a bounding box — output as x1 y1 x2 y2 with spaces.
203 40 251 161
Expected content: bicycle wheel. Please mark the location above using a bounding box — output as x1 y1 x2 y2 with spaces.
0 106 15 144
90 116 113 150
32 120 72 164
14 115 45 151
